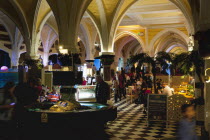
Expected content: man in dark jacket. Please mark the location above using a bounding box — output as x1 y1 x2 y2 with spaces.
95 75 110 105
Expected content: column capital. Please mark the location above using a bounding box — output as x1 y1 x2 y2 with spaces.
30 55 39 60
99 52 115 56
100 54 115 66
85 60 94 63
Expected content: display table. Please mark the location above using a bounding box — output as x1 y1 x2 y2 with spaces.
20 102 117 140
26 102 116 127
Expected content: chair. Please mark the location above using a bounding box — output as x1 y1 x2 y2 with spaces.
126 86 136 103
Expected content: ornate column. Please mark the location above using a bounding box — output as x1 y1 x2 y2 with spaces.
190 36 202 98
205 59 210 132
30 39 41 60
11 52 19 68
43 51 49 67
47 0 92 53
194 30 210 132
11 45 20 68
100 54 115 81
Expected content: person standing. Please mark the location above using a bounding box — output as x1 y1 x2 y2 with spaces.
125 73 131 87
0 81 16 139
177 104 198 140
112 77 119 103
82 77 87 85
162 85 173 96
95 75 110 105
118 70 126 98
13 78 39 129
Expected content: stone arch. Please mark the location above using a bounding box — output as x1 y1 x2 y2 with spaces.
125 41 141 59
0 42 11 55
113 32 143 69
155 34 188 55
6 0 31 50
159 38 187 52
168 0 194 34
166 43 188 53
149 28 189 55
85 11 103 52
113 0 194 52
115 31 145 52
0 17 14 43
39 11 54 35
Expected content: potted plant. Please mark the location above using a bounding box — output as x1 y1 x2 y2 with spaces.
23 58 43 78
129 53 158 94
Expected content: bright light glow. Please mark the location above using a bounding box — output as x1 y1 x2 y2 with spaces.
87 68 92 76
118 25 143 29
205 68 210 83
77 37 81 42
116 67 119 71
83 64 87 78
188 46 193 51
59 46 63 49
0 66 8 71
62 67 69 71
59 49 68 54
48 65 52 71
206 80 210 83
134 63 138 68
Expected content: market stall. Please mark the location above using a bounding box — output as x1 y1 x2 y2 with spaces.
174 82 195 99
21 86 117 139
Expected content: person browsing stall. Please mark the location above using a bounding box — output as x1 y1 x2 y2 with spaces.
0 82 16 120
95 75 110 105
0 82 16 139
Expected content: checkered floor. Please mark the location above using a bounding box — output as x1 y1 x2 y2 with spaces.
105 98 201 140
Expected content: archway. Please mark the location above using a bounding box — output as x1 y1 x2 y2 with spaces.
150 29 189 55
113 33 143 70
115 31 145 52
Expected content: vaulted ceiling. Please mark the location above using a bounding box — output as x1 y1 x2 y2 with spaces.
0 0 192 56
121 0 186 27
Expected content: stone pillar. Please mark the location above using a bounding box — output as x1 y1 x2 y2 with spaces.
205 59 210 131
47 0 92 53
30 54 39 60
193 38 202 98
100 54 115 81
11 51 19 68
43 51 49 67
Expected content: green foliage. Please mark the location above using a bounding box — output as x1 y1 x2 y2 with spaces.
187 85 194 96
128 50 204 96
128 53 157 93
173 51 204 80
58 53 81 66
23 59 43 69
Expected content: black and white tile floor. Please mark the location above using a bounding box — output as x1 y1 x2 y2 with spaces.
106 99 201 140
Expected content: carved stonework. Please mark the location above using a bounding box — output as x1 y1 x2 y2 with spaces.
100 55 115 66
100 55 115 81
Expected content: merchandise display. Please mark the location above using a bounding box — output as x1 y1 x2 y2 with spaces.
176 83 195 99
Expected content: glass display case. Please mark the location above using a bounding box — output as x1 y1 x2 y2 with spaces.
75 85 96 102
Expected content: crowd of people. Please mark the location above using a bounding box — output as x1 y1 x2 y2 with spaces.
111 69 164 103
0 71 198 139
